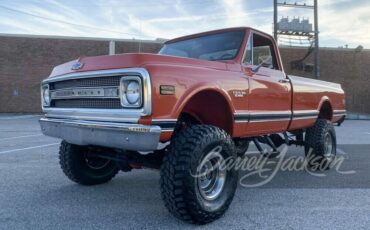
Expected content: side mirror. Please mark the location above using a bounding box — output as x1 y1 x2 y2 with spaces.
251 64 263 73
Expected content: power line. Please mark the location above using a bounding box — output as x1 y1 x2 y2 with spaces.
0 5 154 39
58 0 217 8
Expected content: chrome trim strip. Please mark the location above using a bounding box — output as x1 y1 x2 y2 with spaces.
44 119 157 132
161 129 175 132
292 110 319 120
43 68 145 83
293 110 319 116
242 111 292 114
249 111 292 120
333 110 347 116
234 111 292 123
235 120 249 123
249 118 291 123
234 110 321 123
42 68 152 123
234 112 250 123
152 119 178 122
152 119 177 131
44 109 141 123
292 116 318 120
50 86 120 100
41 84 50 107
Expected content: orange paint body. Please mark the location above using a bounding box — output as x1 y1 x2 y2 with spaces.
49 27 346 142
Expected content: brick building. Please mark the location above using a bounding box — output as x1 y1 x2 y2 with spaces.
0 34 369 117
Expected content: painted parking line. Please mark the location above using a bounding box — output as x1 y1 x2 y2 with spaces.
0 134 43 141
0 115 41 120
337 148 347 155
0 143 59 155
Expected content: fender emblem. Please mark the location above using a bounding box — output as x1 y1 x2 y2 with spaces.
71 62 84 70
233 90 246 97
160 85 175 95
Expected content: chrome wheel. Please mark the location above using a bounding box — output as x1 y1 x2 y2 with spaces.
197 146 227 201
305 119 337 171
160 125 239 223
323 132 334 158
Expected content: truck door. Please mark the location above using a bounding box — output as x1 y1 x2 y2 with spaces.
242 32 292 135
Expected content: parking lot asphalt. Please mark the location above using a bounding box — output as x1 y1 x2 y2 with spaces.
0 115 370 230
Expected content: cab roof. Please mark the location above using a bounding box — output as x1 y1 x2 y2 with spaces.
165 27 274 44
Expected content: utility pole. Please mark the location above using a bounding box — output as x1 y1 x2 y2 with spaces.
273 0 278 41
314 0 319 79
273 1 319 79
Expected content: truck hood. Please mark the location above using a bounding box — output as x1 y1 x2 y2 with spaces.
49 53 229 78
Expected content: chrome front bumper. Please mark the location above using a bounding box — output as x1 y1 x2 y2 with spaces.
39 118 161 151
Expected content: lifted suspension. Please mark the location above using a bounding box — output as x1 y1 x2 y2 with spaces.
252 131 305 157
88 148 164 171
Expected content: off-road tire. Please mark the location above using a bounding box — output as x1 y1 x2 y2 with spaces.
59 141 119 185
160 125 238 224
305 119 337 170
171 113 199 140
154 113 199 155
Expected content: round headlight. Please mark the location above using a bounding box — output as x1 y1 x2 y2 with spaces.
43 87 50 106
125 81 141 104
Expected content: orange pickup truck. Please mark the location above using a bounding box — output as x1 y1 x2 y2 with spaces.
40 27 346 224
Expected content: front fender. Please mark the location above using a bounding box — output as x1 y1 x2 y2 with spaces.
171 82 236 119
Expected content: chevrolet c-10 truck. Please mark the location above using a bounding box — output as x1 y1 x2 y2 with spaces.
39 27 346 224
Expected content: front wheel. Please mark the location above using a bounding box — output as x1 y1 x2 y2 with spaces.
160 125 238 224
59 141 119 185
305 119 337 170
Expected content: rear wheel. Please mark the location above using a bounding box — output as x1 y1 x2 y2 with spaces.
160 125 238 224
305 119 337 170
59 141 119 185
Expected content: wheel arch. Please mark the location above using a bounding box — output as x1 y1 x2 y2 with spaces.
173 86 235 135
317 97 333 121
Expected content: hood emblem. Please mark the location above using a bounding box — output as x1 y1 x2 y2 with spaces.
71 62 84 70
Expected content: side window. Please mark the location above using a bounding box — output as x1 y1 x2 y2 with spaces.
253 45 273 69
243 34 252 65
243 33 278 70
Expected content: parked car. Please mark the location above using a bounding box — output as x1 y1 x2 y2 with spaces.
40 27 346 224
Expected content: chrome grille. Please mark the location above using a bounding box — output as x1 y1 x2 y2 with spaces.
49 75 122 109
53 99 122 109
42 68 152 120
50 76 121 90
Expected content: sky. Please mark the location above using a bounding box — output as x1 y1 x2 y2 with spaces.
0 0 369 48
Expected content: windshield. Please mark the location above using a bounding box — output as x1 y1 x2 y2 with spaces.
159 30 245 61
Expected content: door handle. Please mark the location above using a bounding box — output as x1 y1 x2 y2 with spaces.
279 79 290 83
